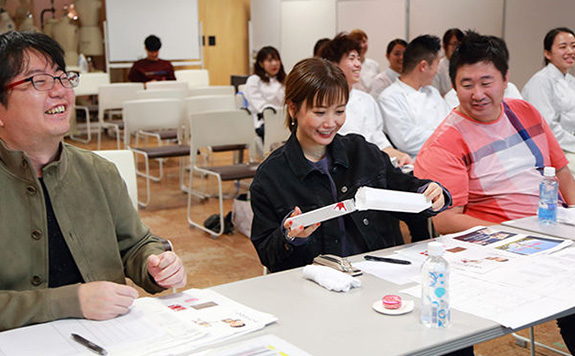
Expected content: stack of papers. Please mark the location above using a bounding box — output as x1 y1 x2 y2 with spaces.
0 289 277 356
399 227 575 329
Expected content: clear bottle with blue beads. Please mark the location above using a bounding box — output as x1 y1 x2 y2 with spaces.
421 241 450 328
538 166 558 225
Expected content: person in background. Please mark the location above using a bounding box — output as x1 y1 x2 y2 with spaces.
0 31 186 331
432 28 464 97
243 46 286 139
250 57 449 273
313 37 330 57
522 27 575 175
378 34 450 159
443 36 523 108
128 35 176 83
370 39 407 99
348 29 380 93
321 33 412 167
415 30 575 354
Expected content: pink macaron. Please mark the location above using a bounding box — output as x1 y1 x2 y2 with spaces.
382 295 402 310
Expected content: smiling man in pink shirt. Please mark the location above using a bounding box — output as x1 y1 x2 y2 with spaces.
415 31 575 353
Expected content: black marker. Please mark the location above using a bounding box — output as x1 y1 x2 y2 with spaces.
364 255 411 265
71 333 108 355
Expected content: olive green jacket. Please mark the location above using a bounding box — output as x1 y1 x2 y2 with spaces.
0 140 166 331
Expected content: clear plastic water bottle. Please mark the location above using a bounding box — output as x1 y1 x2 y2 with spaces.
538 166 558 225
421 241 450 328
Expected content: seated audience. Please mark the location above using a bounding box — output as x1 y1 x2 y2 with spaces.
128 35 176 83
313 37 330 57
370 39 407 99
349 29 380 93
243 46 286 137
522 27 575 175
378 35 450 158
0 31 186 331
432 28 464 97
321 33 411 166
414 32 575 352
249 57 449 273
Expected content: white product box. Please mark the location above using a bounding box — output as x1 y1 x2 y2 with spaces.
286 199 355 228
285 187 431 228
355 187 431 213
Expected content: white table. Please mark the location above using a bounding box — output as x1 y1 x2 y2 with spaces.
208 225 575 356
502 216 575 240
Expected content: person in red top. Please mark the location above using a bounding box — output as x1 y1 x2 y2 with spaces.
415 31 575 354
128 35 176 83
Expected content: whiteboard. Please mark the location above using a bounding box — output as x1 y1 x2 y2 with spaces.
106 0 200 62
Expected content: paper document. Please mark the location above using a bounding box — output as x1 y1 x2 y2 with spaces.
191 334 313 356
399 227 575 329
0 289 277 356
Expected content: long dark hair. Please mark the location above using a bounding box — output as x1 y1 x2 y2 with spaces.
543 27 575 65
254 46 286 84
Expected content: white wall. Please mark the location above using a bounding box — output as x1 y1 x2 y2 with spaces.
281 0 337 71
337 0 405 72
251 0 281 59
505 0 575 88
409 0 503 39
251 0 575 88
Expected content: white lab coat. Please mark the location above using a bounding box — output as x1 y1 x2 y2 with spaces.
522 63 575 153
370 68 400 100
354 58 380 93
243 74 285 128
339 89 391 150
378 79 451 158
444 82 523 109
432 57 451 97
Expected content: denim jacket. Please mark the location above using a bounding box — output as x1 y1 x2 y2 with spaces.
0 140 166 331
250 133 450 272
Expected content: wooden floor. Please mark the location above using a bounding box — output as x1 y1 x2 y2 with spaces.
66 134 570 356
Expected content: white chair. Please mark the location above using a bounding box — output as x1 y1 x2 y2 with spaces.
174 69 210 89
123 98 190 207
94 150 139 209
188 85 235 97
184 95 246 166
184 94 237 115
97 83 144 150
262 107 290 154
187 109 259 237
145 81 189 95
136 88 187 100
93 149 174 253
71 72 110 144
136 88 187 147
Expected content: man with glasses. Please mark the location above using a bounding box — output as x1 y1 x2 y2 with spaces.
0 31 186 331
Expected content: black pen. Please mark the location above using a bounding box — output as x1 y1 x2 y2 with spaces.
364 255 411 265
71 333 108 355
